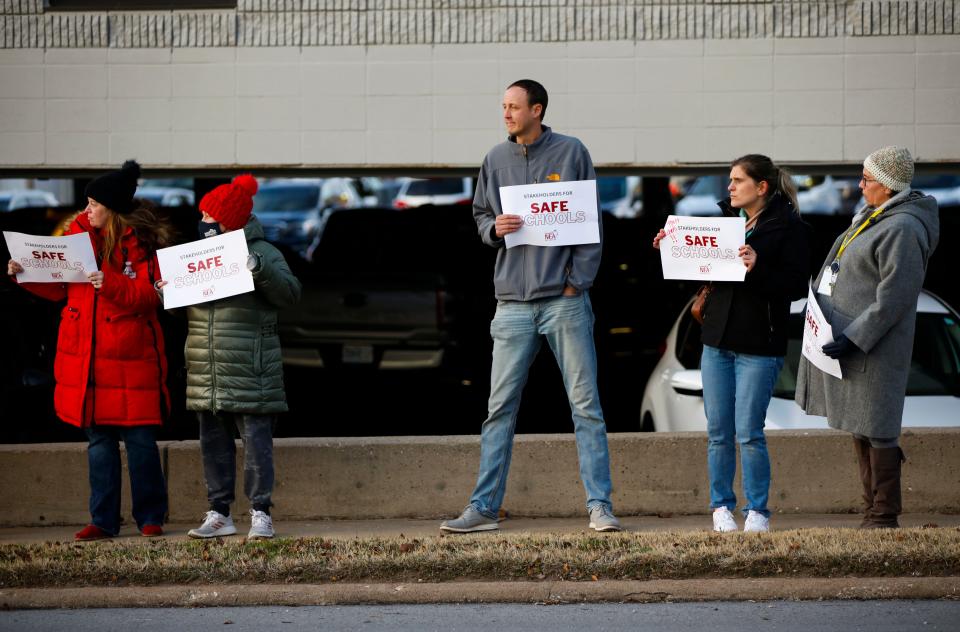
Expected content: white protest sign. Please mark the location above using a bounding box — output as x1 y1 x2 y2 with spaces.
658 215 747 282
156 230 254 309
498 180 600 249
801 284 843 380
3 231 98 283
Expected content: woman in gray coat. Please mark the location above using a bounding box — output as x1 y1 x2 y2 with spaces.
795 146 939 528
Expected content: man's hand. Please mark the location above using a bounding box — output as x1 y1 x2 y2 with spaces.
495 214 524 238
822 334 858 359
7 259 23 276
562 285 579 297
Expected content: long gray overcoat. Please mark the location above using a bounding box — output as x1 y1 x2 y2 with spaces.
795 190 940 439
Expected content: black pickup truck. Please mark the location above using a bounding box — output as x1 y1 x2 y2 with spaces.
279 206 495 376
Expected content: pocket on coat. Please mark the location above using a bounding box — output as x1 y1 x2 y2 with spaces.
829 306 867 373
58 306 82 355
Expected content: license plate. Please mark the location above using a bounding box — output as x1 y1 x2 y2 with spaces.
342 344 374 364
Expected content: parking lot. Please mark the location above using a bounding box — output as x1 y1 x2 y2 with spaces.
2 174 958 441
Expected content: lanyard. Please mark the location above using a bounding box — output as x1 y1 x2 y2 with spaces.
830 207 884 273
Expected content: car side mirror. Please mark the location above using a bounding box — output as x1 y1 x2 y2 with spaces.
670 370 704 397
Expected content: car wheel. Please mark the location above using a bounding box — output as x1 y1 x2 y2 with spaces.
641 412 655 433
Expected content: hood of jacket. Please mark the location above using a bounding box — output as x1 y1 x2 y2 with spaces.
868 189 940 253
242 214 266 242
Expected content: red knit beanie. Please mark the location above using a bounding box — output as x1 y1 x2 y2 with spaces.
199 174 258 231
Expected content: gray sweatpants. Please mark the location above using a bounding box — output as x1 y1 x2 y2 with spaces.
198 411 275 515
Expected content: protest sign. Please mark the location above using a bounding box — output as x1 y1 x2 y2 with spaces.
156 231 253 309
498 180 600 248
801 284 843 380
658 215 747 282
3 231 98 283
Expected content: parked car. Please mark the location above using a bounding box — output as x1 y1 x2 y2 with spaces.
392 178 473 209
253 178 365 253
912 175 960 208
830 176 863 214
279 205 493 375
597 176 642 218
641 290 960 432
675 175 843 216
0 190 59 211
135 186 195 207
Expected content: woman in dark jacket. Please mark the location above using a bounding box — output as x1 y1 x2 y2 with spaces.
7 160 175 540
655 154 812 532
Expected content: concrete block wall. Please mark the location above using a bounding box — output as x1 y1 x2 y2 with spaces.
2 35 960 169
2 429 958 526
1 2 958 168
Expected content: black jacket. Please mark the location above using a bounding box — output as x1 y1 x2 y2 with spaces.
700 192 813 357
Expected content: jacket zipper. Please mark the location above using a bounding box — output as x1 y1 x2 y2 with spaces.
85 289 98 428
208 304 217 413
522 144 529 299
146 319 167 421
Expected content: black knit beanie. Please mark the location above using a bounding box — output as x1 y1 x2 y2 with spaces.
84 159 141 215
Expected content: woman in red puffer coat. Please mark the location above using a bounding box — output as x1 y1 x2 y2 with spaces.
7 160 176 541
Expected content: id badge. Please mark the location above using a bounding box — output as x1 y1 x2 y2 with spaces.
817 271 834 296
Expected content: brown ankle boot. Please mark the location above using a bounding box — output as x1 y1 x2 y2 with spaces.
853 436 873 527
863 447 905 529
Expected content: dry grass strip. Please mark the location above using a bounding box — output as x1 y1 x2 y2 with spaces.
1 527 958 588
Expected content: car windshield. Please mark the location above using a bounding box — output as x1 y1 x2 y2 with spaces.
135 191 165 204
687 176 726 198
405 179 465 196
597 177 627 202
252 185 320 213
773 311 960 398
0 199 9 211
911 175 960 189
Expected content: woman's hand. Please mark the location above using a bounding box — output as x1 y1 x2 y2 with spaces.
652 229 666 250
87 271 104 290
7 259 23 276
739 244 757 273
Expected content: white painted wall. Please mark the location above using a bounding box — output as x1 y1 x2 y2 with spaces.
1 35 959 169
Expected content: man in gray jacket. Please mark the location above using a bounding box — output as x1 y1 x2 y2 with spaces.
440 80 620 533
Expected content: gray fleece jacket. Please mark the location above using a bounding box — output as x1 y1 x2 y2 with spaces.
472 126 602 301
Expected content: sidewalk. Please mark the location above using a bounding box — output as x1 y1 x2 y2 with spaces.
2 513 957 544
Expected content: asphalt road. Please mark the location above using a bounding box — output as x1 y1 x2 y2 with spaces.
1 601 958 631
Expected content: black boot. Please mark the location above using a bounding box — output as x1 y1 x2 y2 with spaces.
863 447 906 529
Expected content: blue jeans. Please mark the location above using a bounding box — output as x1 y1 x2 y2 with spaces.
700 345 783 518
469 292 613 518
85 425 168 535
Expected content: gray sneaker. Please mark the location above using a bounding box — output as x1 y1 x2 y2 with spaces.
187 510 237 539
247 509 275 540
439 505 499 533
588 505 622 532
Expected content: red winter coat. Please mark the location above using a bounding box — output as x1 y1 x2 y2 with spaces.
18 213 169 428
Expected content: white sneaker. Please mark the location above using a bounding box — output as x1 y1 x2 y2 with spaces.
248 509 275 540
744 510 770 533
187 510 237 539
712 507 738 533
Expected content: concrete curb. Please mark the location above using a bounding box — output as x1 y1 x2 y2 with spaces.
2 578 958 609
3 429 959 525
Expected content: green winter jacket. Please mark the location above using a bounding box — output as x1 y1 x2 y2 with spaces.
184 216 302 414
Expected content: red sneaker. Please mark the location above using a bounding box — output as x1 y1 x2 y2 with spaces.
75 524 112 541
140 524 164 537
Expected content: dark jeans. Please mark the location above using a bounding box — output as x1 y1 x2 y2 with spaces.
85 425 168 535
198 411 275 516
